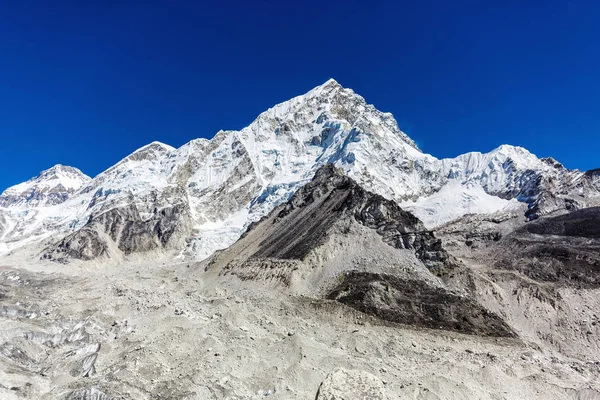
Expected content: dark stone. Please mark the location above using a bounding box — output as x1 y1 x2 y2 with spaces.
327 271 516 337
493 207 600 288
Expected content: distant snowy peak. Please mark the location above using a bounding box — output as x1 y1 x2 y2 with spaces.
405 144 596 227
441 145 547 194
67 142 181 221
248 78 419 152
0 165 91 208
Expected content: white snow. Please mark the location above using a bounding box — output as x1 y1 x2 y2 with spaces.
402 181 521 228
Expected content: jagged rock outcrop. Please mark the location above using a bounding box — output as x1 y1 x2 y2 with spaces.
45 227 108 261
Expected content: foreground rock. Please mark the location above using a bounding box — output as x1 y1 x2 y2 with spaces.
0 258 598 399
316 368 385 400
67 387 117 400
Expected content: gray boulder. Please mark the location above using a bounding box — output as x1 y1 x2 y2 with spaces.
316 368 385 400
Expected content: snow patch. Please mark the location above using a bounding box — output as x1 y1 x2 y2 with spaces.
402 181 521 228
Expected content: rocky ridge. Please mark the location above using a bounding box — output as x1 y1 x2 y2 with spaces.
205 165 514 337
435 206 600 360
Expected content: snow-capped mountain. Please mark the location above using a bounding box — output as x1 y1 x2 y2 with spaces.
1 79 599 260
406 145 598 227
0 165 91 208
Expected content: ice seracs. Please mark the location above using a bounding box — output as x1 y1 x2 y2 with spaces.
1 79 599 261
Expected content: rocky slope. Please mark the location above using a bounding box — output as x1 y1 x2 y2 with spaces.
2 260 598 400
435 207 600 361
204 165 514 337
1 79 599 262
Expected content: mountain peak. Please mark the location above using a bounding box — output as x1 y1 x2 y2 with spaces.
11 164 90 190
123 141 175 163
492 144 530 155
134 141 175 154
318 78 342 89
0 164 91 208
39 164 88 178
47 163 66 171
2 79 599 260
310 78 346 97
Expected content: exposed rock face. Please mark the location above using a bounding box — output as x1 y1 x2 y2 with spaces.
436 207 600 360
46 226 108 261
437 207 600 289
0 211 8 239
43 202 191 261
523 206 600 238
585 168 600 189
494 207 600 288
327 272 515 337
315 368 386 400
207 165 512 337
248 165 452 271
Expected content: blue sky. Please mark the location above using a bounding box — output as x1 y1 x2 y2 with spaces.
1 1 599 190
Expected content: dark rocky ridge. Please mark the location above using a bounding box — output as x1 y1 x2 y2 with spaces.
211 165 512 337
327 271 515 337
249 165 453 271
524 206 600 238
494 207 600 288
437 207 600 289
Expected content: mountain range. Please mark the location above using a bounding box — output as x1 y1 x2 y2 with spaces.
1 79 599 262
2 79 600 399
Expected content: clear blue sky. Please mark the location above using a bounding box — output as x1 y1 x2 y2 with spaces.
1 1 599 190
